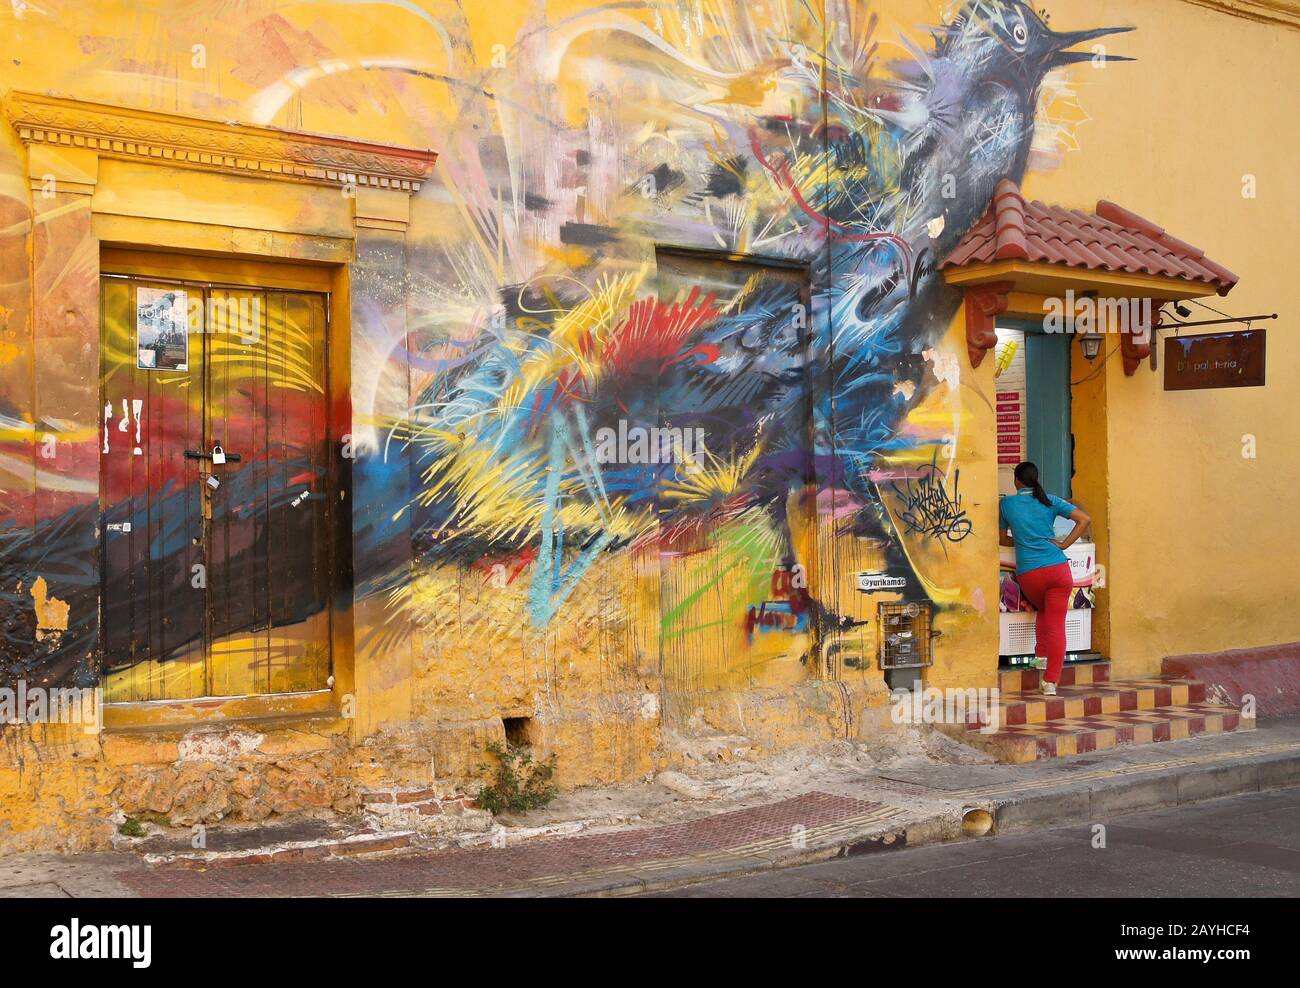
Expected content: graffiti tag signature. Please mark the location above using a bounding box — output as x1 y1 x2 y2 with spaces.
890 452 973 544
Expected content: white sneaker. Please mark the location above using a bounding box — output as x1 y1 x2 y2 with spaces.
1040 681 1057 696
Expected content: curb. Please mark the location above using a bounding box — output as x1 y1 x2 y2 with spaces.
539 744 1300 897
982 745 1300 835
144 832 418 869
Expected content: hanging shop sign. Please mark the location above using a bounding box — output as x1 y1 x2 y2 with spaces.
1164 329 1265 391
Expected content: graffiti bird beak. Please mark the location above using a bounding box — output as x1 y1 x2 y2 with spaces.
1047 25 1135 66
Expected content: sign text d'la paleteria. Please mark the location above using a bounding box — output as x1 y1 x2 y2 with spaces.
1164 330 1266 391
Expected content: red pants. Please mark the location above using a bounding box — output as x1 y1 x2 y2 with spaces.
1017 562 1073 683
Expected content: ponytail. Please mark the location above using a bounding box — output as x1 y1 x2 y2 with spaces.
1014 461 1052 508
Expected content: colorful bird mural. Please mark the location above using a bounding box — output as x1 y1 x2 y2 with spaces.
0 0 1135 693
400 0 1134 642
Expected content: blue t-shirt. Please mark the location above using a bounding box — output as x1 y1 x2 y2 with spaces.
999 490 1077 575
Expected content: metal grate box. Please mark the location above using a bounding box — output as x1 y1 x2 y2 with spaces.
878 601 935 670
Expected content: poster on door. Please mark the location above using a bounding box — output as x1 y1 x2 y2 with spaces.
993 327 1027 495
136 286 189 371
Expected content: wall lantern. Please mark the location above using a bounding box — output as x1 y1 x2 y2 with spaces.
1079 332 1104 361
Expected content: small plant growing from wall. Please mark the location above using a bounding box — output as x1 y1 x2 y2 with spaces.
117 813 171 837
476 740 558 815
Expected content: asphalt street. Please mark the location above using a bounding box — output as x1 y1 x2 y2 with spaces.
642 785 1300 897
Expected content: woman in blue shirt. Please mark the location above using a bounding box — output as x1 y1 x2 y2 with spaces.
999 462 1091 696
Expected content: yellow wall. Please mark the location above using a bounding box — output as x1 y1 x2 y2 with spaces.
0 0 1297 851
1026 0 1300 674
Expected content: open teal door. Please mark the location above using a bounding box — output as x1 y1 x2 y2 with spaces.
1024 333 1072 499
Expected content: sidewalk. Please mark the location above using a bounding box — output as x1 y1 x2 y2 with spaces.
4 717 1298 898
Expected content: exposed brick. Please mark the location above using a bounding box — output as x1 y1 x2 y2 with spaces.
327 836 412 856
395 789 438 804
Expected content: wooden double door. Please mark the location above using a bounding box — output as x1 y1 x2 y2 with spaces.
99 274 335 701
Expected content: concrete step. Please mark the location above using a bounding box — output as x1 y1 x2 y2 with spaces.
121 818 419 869
1164 641 1300 717
142 831 418 869
945 701 1255 764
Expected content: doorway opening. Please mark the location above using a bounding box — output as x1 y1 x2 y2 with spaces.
993 321 1099 669
99 270 338 702
994 323 1071 499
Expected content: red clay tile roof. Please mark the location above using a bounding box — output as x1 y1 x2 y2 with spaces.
943 179 1238 296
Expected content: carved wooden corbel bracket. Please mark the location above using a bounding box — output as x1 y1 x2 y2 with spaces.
1121 298 1168 376
964 281 1015 368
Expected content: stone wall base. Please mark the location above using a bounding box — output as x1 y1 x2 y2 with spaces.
1 680 896 854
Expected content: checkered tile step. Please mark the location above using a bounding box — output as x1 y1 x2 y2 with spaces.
964 677 1208 729
999 661 1110 693
944 701 1255 764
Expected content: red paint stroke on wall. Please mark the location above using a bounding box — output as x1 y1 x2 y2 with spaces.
748 128 913 276
604 287 722 411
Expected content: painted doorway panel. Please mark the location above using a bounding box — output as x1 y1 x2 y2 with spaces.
652 251 816 693
100 277 332 701
100 278 206 699
1024 332 1072 499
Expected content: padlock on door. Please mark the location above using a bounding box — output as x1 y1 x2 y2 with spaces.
206 475 220 490
211 445 226 465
